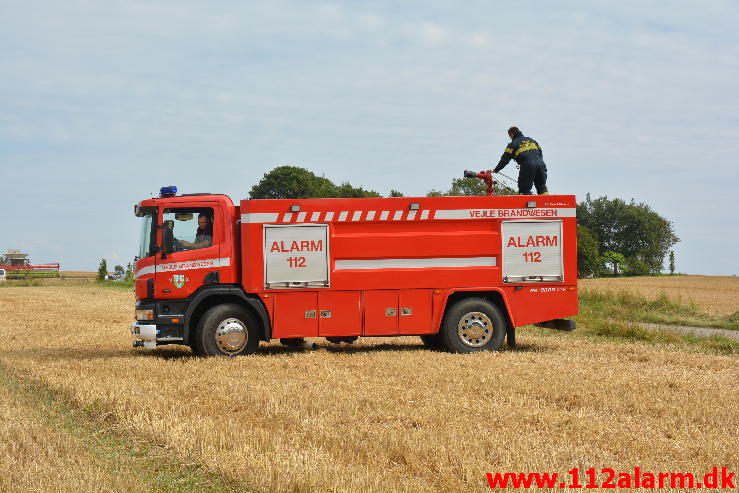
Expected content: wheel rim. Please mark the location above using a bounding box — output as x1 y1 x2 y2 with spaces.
215 318 247 354
457 311 493 348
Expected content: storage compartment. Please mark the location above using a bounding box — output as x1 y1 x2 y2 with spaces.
398 289 433 334
363 290 398 335
318 291 362 336
273 292 318 338
501 220 563 283
264 224 329 288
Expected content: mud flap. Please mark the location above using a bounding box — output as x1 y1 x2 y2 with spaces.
534 319 576 331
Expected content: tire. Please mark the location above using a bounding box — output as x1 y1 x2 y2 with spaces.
193 303 260 357
439 298 506 353
188 342 203 356
419 334 442 348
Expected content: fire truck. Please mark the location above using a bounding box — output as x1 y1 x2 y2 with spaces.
131 184 577 356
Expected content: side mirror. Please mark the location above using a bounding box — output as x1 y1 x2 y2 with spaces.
162 227 174 255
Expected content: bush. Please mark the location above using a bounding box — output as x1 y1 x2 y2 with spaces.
577 225 601 278
624 256 650 276
97 259 108 281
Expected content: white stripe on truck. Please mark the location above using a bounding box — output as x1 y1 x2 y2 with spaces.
241 213 279 223
434 208 576 219
335 256 497 270
239 208 574 223
135 257 231 278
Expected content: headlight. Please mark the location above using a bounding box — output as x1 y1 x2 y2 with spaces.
136 309 155 321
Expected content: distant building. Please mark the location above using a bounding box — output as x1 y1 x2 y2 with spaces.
0 249 30 267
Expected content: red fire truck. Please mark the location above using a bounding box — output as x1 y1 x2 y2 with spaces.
131 186 577 356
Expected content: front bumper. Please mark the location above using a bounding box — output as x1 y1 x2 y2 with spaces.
130 321 185 349
130 321 158 349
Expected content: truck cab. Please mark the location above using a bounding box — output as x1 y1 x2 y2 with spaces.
132 192 250 349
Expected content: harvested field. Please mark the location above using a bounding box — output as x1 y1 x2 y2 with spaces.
0 368 147 493
60 271 97 279
581 275 739 316
0 284 737 492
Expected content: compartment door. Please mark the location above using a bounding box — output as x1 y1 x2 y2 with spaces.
398 289 433 334
363 290 398 336
317 291 361 337
501 220 563 283
273 292 318 338
264 224 329 289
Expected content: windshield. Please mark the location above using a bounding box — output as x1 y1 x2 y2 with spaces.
138 213 155 258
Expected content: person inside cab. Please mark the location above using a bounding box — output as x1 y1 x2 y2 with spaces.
176 213 213 250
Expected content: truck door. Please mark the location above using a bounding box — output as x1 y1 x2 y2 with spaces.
154 204 225 299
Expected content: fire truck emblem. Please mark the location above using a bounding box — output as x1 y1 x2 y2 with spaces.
171 275 187 288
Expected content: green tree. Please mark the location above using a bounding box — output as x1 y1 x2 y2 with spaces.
577 194 679 275
624 255 650 276
335 182 381 198
602 251 628 276
576 225 601 278
124 262 134 282
669 251 675 274
97 258 108 281
249 166 380 199
388 189 404 197
448 177 487 196
249 166 335 199
426 175 516 197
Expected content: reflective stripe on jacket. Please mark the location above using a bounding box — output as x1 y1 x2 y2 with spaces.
494 133 544 172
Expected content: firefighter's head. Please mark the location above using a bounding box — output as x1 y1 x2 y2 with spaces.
197 213 212 231
508 126 521 139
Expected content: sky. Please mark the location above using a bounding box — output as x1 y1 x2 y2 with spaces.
1 1 738 274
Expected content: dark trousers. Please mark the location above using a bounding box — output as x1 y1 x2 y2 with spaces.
518 160 548 195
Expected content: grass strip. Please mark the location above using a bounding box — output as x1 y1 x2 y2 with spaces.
579 289 739 330
518 288 739 354
0 363 246 493
522 319 738 355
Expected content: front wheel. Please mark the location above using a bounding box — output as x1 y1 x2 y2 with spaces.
194 304 260 357
440 298 506 353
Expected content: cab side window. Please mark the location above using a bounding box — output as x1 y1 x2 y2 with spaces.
162 208 215 252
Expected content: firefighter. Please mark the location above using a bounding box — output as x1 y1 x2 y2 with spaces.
493 126 548 195
176 213 213 250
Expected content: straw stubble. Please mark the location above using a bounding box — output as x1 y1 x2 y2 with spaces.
0 284 736 492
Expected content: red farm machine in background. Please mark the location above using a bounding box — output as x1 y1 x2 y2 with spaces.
0 250 60 279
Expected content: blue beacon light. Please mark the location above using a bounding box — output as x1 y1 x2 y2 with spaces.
159 186 177 197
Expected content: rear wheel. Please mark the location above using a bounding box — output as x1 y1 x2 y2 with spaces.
440 298 506 353
194 304 260 357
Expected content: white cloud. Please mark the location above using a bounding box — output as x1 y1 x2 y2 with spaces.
358 13 385 30
417 22 449 45
466 33 490 48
